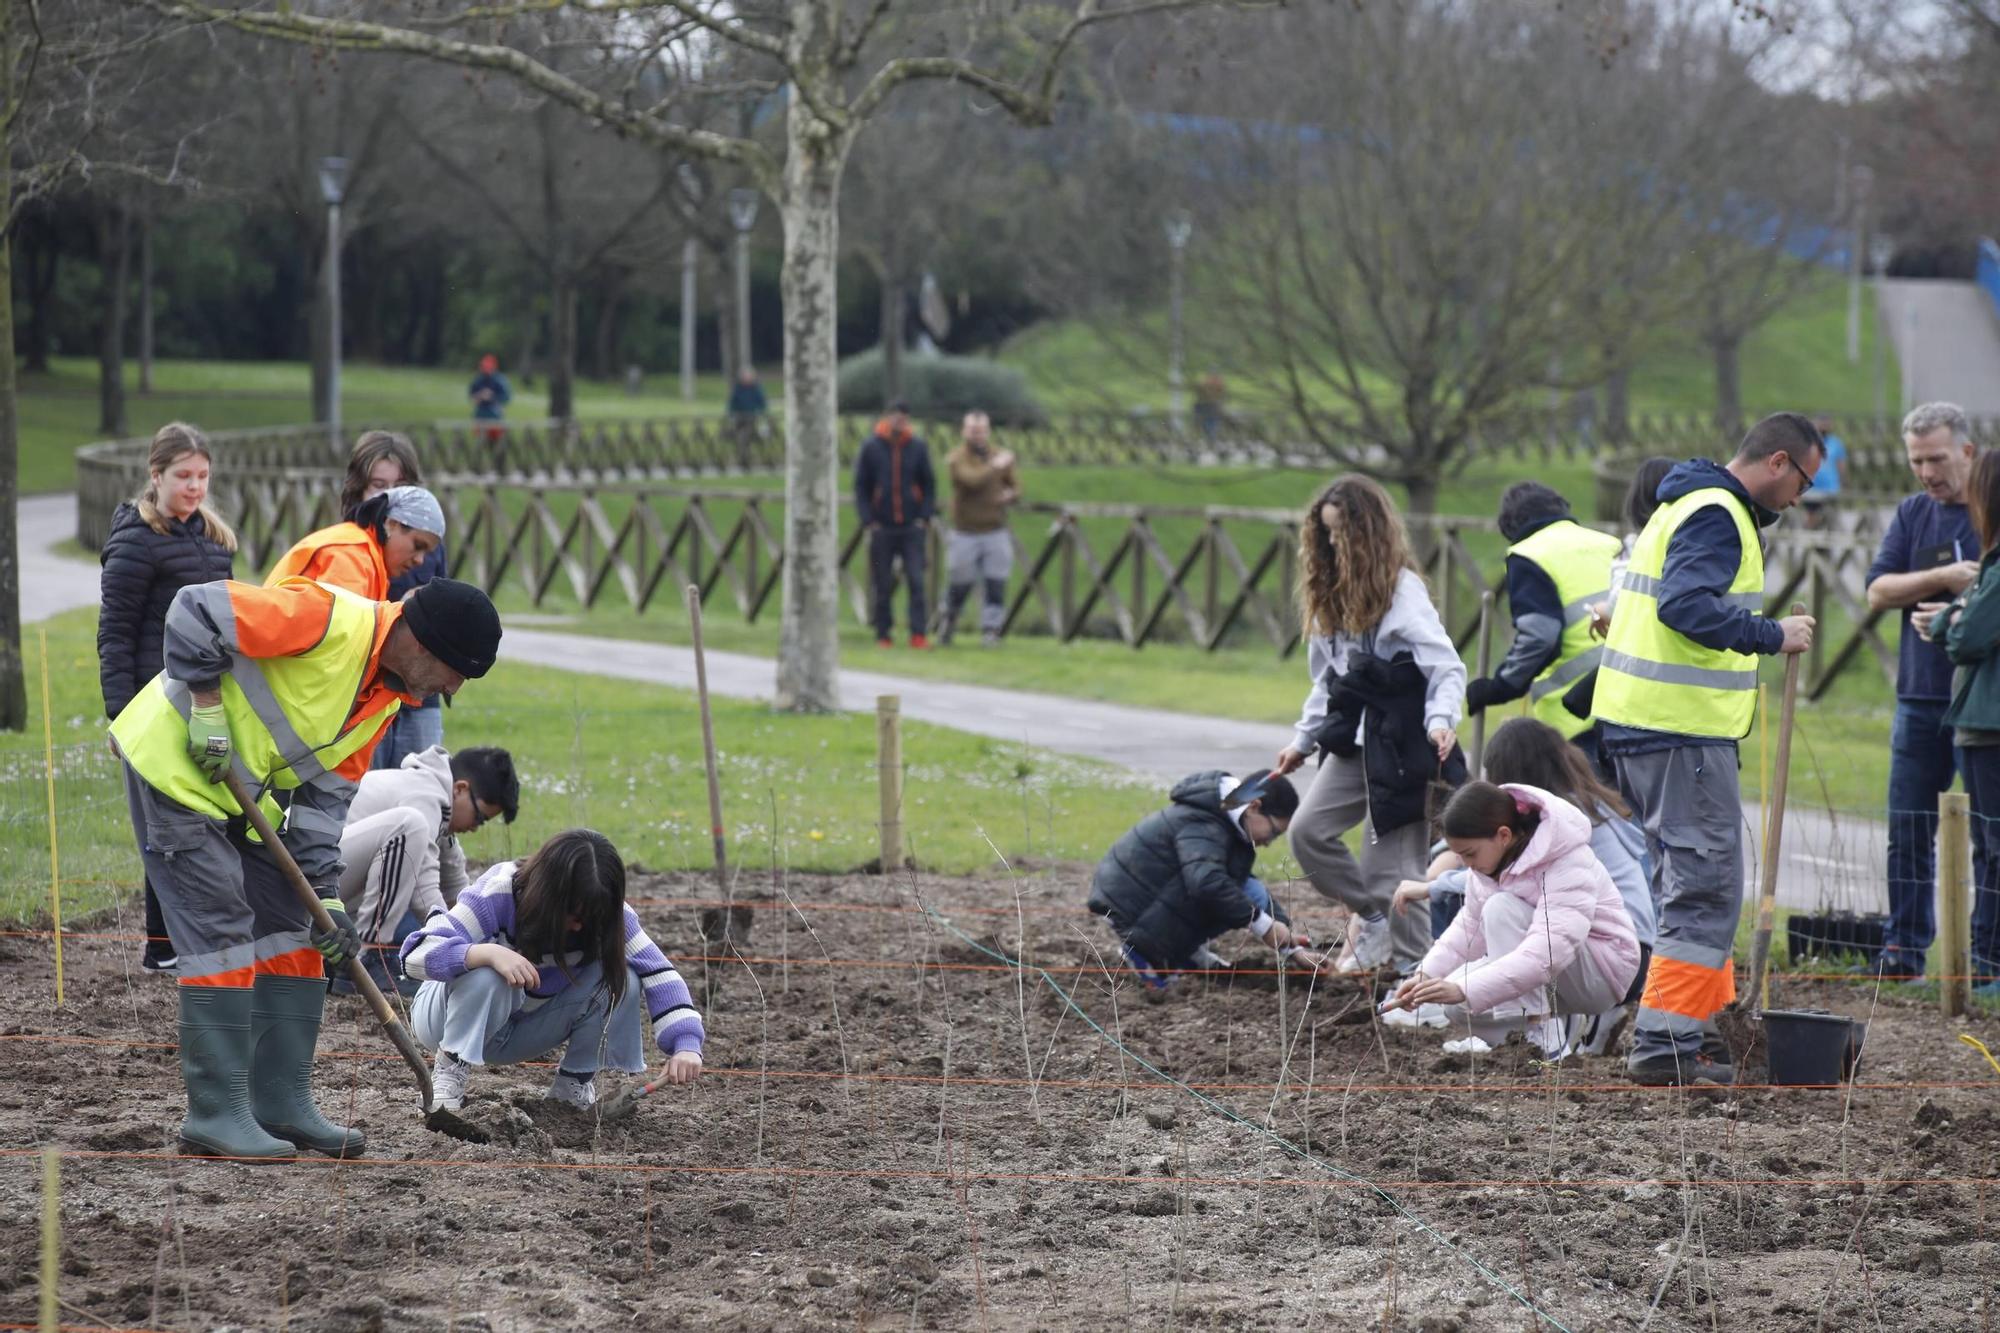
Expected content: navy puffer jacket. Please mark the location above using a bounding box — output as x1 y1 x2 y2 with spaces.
97 502 236 718
1087 770 1286 969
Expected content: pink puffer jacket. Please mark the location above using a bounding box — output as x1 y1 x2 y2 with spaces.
1418 783 1641 1014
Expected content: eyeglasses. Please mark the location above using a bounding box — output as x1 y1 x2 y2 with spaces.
471 801 501 830
1784 454 1815 494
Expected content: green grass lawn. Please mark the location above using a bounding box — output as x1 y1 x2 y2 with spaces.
1003 273 1899 421
18 358 755 495
0 608 1226 926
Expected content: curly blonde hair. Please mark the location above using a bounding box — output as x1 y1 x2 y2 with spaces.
1296 475 1418 638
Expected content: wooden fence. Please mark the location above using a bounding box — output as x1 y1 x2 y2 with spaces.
116 470 1895 698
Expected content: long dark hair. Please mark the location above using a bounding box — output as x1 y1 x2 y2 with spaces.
1481 718 1628 825
1441 781 1540 877
340 430 424 519
1624 456 1675 534
511 829 628 1003
1972 450 2000 556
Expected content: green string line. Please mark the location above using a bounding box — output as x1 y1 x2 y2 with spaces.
921 902 1576 1332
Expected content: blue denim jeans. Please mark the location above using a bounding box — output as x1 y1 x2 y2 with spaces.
372 703 445 772
1956 745 2000 984
1886 699 1971 963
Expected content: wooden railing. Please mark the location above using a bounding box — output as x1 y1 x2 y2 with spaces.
124 471 1895 696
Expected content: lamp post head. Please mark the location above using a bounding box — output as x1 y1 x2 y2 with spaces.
1163 210 1193 251
1869 236 1894 275
318 156 350 207
728 188 760 233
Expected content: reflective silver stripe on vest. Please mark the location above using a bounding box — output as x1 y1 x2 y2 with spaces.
226 653 337 788
1530 646 1603 700
1617 571 1763 611
1562 589 1611 623
1599 648 1756 692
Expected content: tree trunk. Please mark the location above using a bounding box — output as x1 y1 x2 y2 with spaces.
97 203 130 438
591 273 625 381
21 231 54 374
774 99 850 713
1403 469 1441 564
0 0 25 732
880 272 905 407
549 267 577 421
1602 363 1630 445
137 217 154 394
1711 331 1742 436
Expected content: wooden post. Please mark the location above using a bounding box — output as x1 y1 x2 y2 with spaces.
1746 604 1806 1013
1939 791 1972 1019
877 695 904 873
39 627 62 1007
39 1147 57 1333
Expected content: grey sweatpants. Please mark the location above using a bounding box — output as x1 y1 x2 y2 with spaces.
1612 744 1743 1061
1288 752 1433 970
411 961 646 1075
945 528 1013 636
338 807 443 946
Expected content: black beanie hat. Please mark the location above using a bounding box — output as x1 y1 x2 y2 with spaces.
401 578 501 679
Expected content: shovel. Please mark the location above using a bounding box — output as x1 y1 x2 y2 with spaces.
220 771 434 1108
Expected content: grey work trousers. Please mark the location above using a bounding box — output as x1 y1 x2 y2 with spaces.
1287 752 1433 971
1612 744 1744 1060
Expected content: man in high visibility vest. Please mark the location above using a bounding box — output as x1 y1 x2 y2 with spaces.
1464 481 1623 769
1594 413 1821 1086
111 575 501 1158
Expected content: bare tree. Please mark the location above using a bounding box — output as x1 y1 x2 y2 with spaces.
146 0 1262 712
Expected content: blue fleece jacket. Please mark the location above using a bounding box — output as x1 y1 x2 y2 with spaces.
1602 458 1782 755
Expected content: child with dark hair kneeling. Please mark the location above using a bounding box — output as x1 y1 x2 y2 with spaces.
1087 769 1327 984
402 828 704 1112
1382 781 1639 1054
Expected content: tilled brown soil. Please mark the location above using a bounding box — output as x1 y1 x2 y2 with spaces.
3 867 1998 1331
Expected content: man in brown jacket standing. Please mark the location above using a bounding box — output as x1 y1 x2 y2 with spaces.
941 410 1020 645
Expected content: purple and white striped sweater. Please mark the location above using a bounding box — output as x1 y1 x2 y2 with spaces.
400 861 706 1057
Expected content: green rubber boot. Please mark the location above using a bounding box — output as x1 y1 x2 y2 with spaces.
251 974 367 1158
177 986 295 1161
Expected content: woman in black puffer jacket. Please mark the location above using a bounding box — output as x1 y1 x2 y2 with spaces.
98 422 238 973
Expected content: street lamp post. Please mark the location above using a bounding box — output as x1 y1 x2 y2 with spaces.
319 157 350 449
1164 210 1193 432
1871 236 1894 421
728 188 760 377
1846 164 1872 365
677 165 700 403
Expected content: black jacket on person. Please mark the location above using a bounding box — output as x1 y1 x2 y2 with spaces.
97 501 236 718
853 422 936 527
1087 770 1287 970
1309 650 1469 835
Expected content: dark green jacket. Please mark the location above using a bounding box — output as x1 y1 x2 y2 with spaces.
1941 551 2000 731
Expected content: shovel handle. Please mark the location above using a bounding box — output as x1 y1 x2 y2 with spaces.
220 772 434 1105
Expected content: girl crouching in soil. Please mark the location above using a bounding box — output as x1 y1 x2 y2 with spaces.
401 828 705 1111
1382 782 1639 1053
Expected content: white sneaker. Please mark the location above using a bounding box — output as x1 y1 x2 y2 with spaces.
431 1050 470 1112
1441 1034 1493 1056
1526 1016 1567 1058
1189 944 1232 971
546 1070 598 1110
1336 915 1392 974
1563 1004 1633 1057
1382 1002 1449 1030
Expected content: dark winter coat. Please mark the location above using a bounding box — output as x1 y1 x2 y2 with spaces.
97 502 236 719
1310 650 1470 834
853 421 936 527
1087 770 1287 970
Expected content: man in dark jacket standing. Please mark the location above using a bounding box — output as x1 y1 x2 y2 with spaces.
1088 769 1322 981
853 402 937 648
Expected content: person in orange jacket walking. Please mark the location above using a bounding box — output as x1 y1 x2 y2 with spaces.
110 575 501 1159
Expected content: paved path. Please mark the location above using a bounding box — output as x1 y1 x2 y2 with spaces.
25 492 1891 913
1878 279 2000 418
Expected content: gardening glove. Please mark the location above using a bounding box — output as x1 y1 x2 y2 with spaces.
186 702 233 779
311 897 362 968
1463 676 1502 715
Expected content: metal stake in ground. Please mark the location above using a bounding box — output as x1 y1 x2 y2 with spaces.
219 772 433 1107
1468 590 1494 777
1745 602 1806 1013
687 584 750 947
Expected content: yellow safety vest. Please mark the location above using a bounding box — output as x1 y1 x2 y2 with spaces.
1507 520 1622 739
111 584 400 826
1593 487 1766 740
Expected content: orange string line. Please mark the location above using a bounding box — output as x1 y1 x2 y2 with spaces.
0 929 1990 983
1 1146 1993 1195
2 1031 1992 1097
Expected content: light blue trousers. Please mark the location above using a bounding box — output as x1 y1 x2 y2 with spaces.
411 961 646 1076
